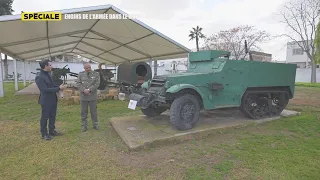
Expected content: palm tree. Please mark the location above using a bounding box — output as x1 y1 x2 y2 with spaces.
189 26 205 51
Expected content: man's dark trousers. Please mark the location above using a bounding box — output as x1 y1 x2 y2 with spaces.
40 100 57 136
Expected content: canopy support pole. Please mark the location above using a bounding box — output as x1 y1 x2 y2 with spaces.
14 59 18 91
154 59 157 76
28 62 32 84
148 59 153 78
23 60 27 87
114 64 117 82
0 52 4 97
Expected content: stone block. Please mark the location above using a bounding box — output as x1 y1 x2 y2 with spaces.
110 109 301 151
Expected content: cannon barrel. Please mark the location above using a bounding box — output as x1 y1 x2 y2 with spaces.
117 61 152 85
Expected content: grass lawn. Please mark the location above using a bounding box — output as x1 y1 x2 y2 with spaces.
0 82 320 179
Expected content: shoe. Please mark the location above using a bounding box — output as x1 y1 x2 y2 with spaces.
49 130 63 136
93 126 99 130
82 127 87 132
42 134 52 140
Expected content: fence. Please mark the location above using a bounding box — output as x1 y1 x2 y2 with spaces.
295 68 320 83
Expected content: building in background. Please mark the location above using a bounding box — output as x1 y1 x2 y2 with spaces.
285 40 313 68
250 51 272 62
156 58 188 76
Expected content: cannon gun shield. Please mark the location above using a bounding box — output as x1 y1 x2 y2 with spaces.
93 63 117 90
117 61 152 95
51 65 79 85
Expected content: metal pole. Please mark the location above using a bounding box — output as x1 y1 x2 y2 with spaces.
23 60 26 87
154 59 157 76
13 59 18 91
0 52 4 97
114 64 117 81
148 59 153 78
28 61 32 84
187 53 190 70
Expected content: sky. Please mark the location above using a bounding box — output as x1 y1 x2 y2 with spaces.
7 0 293 61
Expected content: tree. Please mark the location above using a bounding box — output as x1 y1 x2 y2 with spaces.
0 0 14 15
189 26 205 52
315 21 320 64
278 0 319 83
0 0 14 80
203 25 271 60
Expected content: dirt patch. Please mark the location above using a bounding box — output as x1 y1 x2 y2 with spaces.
109 128 239 178
230 161 251 180
290 99 320 106
114 149 175 169
0 120 30 134
289 87 320 107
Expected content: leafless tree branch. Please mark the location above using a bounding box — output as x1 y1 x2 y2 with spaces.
278 0 319 82
202 25 271 60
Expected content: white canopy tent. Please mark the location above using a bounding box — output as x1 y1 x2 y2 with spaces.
0 4 191 97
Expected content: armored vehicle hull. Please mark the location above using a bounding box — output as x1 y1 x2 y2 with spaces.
128 50 297 131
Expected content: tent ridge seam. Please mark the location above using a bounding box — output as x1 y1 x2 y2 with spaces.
70 8 111 53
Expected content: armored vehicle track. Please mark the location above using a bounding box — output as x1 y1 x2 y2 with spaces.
240 88 290 119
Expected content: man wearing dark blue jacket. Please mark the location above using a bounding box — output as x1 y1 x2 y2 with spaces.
35 60 66 140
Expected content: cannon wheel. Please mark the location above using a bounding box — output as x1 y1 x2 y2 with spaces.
119 84 126 93
170 94 200 131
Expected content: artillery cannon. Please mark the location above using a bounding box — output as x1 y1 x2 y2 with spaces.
128 49 297 131
6 72 22 81
94 63 117 90
33 64 78 85
117 61 152 95
51 65 78 85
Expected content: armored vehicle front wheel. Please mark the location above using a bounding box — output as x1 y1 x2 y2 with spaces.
170 94 200 131
141 106 168 117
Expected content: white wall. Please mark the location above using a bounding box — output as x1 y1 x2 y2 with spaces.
0 60 114 81
295 68 320 83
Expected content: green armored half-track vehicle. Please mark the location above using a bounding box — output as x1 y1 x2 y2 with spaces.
128 50 297 131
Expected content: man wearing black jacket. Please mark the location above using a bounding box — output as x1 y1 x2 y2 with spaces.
35 60 66 140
